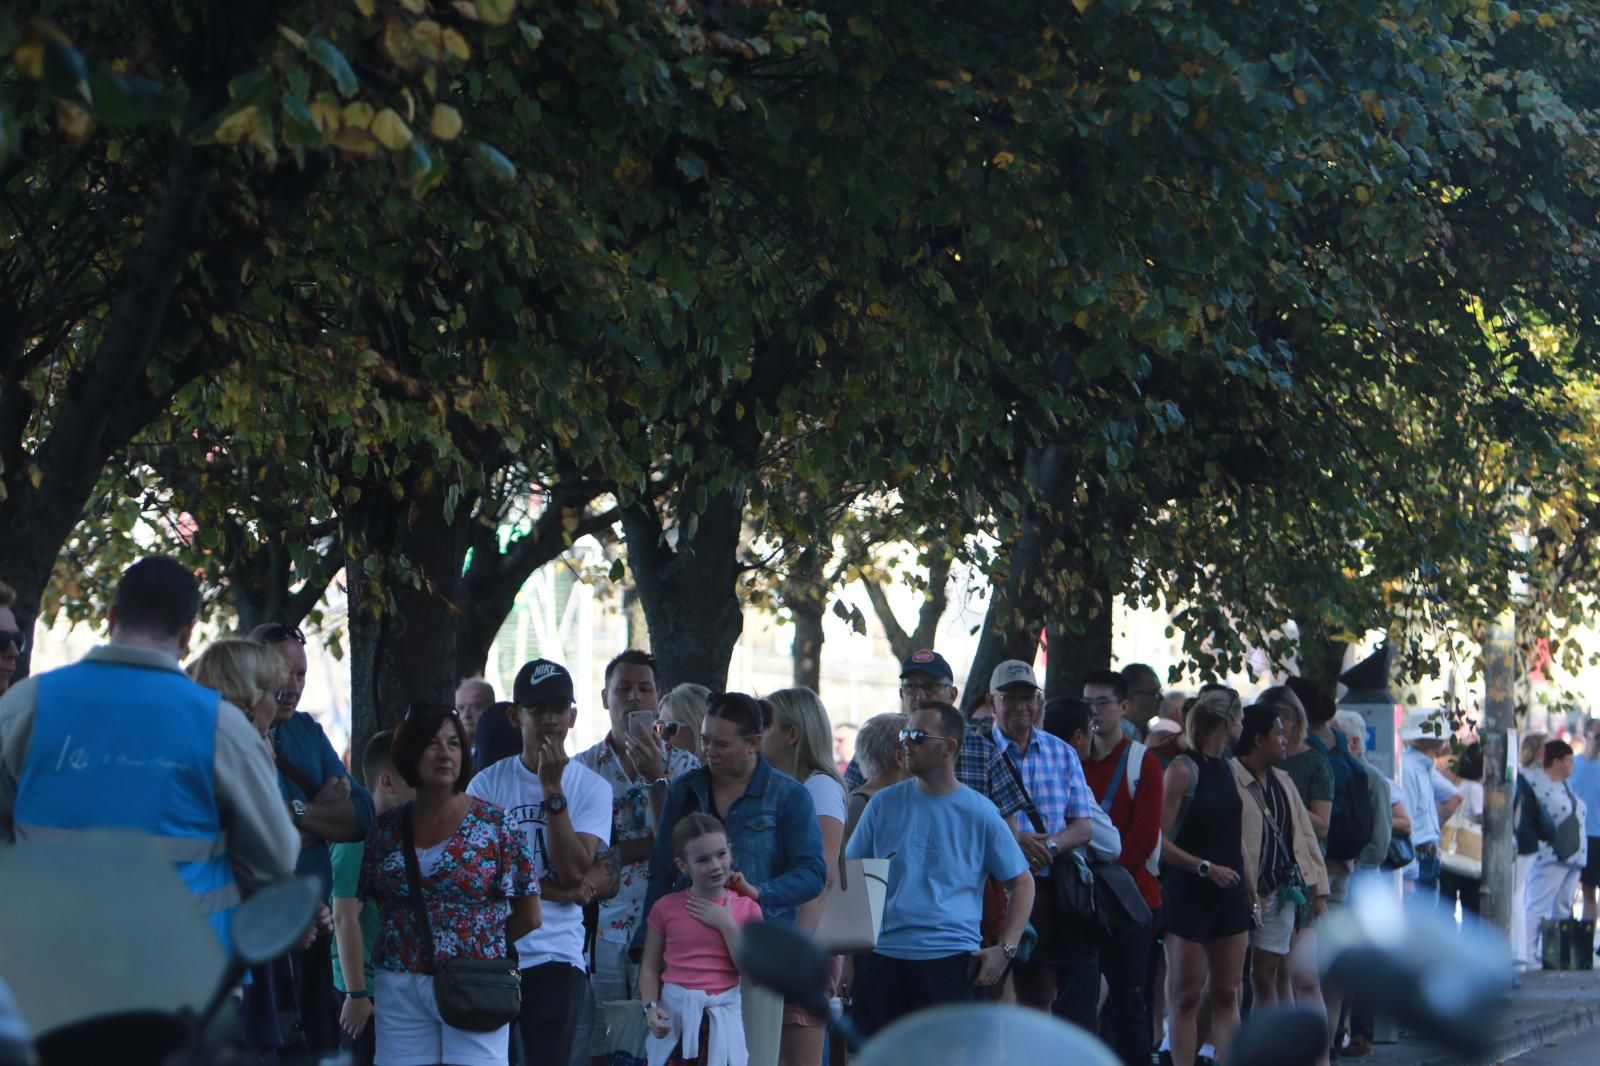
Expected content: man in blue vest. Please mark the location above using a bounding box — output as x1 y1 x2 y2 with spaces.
0 556 298 955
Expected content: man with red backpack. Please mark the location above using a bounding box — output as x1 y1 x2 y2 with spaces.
1081 670 1165 1066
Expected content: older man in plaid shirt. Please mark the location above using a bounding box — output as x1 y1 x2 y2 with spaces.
959 660 1097 1019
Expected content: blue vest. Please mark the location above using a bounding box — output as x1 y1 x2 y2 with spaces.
14 659 237 955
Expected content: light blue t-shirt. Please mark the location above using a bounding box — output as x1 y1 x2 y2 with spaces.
1571 755 1600 838
1402 748 1445 850
845 779 1028 960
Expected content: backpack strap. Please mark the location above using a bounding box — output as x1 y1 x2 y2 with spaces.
1126 741 1147 801
1099 741 1134 814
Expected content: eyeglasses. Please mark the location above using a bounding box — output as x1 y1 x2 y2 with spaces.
659 720 686 740
899 728 954 746
257 624 305 646
0 630 26 653
900 681 952 697
1086 697 1121 709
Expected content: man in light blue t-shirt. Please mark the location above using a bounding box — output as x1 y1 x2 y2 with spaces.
845 699 1034 1037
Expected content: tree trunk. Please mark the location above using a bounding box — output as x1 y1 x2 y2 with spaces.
1043 570 1114 700
346 469 474 774
622 486 746 692
961 445 1075 714
790 593 825 693
863 552 952 663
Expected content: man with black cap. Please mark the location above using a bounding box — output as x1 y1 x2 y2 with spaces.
468 659 613 1066
845 650 967 790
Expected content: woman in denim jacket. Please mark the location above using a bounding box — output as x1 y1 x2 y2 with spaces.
636 692 827 1066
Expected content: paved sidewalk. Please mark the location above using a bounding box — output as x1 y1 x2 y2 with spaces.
1359 970 1600 1066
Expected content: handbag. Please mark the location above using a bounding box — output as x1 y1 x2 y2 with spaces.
1382 832 1417 871
997 750 1100 929
400 804 523 1032
815 857 890 953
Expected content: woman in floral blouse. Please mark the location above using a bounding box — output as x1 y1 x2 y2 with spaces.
360 702 541 1066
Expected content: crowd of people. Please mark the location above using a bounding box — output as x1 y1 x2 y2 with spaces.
0 557 1597 1066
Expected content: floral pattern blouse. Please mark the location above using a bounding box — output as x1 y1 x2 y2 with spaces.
359 797 539 974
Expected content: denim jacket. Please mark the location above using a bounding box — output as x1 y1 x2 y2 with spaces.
634 755 825 951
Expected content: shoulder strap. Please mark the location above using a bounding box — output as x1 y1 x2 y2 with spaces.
998 749 1048 834
399 804 439 973
1099 741 1134 814
1127 741 1147 798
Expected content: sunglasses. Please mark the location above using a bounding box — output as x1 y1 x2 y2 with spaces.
258 624 306 646
0 630 25 653
899 728 954 746
659 720 686 740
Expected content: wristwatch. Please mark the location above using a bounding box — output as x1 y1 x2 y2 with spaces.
999 941 1018 960
347 989 370 1000
290 799 307 826
648 776 670 792
544 793 568 815
1045 838 1060 859
642 1000 658 1014
1196 860 1212 879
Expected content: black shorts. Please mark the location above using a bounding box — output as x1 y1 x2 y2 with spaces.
1582 838 1600 889
1160 868 1253 942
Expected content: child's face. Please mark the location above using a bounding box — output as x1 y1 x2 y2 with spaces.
678 832 732 891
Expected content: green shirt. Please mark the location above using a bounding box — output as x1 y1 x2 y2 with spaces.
330 841 376 993
1283 748 1334 808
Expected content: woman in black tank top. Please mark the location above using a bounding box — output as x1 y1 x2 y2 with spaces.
1159 688 1252 1066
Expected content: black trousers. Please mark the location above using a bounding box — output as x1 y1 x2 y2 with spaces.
517 962 588 1066
1098 920 1154 1066
850 952 976 1038
287 934 341 1056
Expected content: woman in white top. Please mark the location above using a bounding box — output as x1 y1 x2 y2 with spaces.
761 687 846 1066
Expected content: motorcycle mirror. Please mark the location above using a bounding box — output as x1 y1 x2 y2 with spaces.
855 1003 1120 1066
734 923 832 1019
1320 873 1513 1053
229 875 323 966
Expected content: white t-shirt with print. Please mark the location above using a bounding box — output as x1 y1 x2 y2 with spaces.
467 756 612 970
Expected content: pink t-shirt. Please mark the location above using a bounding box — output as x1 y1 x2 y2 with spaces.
646 889 763 993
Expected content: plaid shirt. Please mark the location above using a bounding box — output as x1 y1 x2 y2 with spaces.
980 722 1097 839
954 721 1029 818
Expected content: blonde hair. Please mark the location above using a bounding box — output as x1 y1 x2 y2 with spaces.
660 683 711 740
765 686 844 788
1520 732 1548 770
1258 685 1310 748
188 639 287 716
1186 687 1242 750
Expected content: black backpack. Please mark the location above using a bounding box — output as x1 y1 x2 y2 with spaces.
1314 730 1377 862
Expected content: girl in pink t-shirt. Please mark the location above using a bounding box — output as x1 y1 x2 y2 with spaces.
640 813 763 1066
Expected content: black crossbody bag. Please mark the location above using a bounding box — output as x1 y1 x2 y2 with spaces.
400 804 522 1032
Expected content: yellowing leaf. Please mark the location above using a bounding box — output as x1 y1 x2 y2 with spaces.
430 102 463 139
309 98 343 130
399 0 428 12
817 112 834 131
278 24 306 49
342 100 376 128
454 1 481 19
866 302 891 319
479 0 517 25
56 100 95 143
1354 185 1371 203
1070 0 1094 12
992 150 1015 168
371 108 413 150
355 0 377 14
442 27 471 60
412 20 445 62
1128 68 1142 82
14 38 44 79
329 125 381 157
214 105 263 146
1293 86 1309 105
1538 12 1556 28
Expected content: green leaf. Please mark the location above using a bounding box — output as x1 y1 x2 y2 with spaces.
471 140 517 181
282 94 321 146
306 36 359 98
517 20 544 50
228 67 276 108
42 35 91 104
89 70 184 127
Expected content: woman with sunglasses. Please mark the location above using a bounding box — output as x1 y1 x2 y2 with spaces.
637 691 827 1066
658 683 711 760
359 702 541 1066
